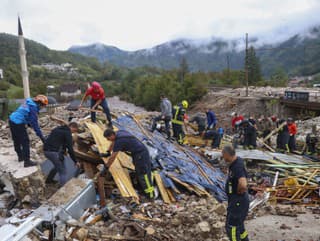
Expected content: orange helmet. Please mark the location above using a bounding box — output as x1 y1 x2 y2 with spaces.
33 94 48 105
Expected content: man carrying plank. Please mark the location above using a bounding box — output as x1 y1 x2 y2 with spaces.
101 129 155 199
79 81 113 128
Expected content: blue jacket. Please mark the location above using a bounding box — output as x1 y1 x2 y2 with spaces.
9 98 44 140
206 110 217 127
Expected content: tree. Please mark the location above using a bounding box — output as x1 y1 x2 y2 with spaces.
178 57 189 83
269 67 288 87
247 46 262 85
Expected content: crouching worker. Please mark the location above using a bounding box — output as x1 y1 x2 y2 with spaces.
202 130 221 148
44 122 80 186
102 129 154 199
222 146 249 241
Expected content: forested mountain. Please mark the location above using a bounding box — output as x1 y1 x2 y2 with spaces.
0 33 101 68
69 27 320 77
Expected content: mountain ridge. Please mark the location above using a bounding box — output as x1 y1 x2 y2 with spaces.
69 27 320 76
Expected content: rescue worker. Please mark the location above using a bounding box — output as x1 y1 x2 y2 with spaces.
102 129 154 199
248 116 257 130
257 116 272 145
222 145 249 241
44 122 80 186
151 95 172 138
189 113 206 135
202 129 221 148
79 81 112 127
218 126 224 139
231 113 244 132
242 120 256 149
276 119 290 153
287 118 297 152
306 125 318 155
9 95 48 167
206 109 217 130
172 100 188 145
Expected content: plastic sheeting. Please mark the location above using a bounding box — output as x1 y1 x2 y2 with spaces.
115 115 227 202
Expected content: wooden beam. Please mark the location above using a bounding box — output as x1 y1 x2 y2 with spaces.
85 122 139 202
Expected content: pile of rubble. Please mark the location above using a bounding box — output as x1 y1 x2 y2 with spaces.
33 195 227 241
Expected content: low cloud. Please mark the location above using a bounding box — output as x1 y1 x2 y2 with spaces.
0 0 319 50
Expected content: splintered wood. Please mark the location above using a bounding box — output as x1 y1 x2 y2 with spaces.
154 172 172 204
85 122 139 202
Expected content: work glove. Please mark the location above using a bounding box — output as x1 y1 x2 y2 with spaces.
99 151 111 158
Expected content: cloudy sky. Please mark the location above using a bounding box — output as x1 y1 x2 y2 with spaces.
1 0 320 51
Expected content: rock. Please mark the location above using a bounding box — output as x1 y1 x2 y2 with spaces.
66 219 81 226
22 195 31 203
171 218 182 226
76 227 88 241
197 221 211 233
145 225 155 235
280 223 292 230
214 203 227 216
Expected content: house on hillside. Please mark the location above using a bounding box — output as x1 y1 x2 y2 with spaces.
288 76 314 87
60 83 81 97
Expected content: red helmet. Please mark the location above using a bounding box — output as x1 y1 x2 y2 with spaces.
33 94 48 105
91 81 101 89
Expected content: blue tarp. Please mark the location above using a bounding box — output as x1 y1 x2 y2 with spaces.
115 115 227 202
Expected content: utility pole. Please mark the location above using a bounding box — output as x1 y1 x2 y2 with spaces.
18 17 30 98
227 54 230 83
245 33 249 97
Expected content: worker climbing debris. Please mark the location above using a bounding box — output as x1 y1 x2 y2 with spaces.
206 108 217 130
44 121 80 186
151 94 172 139
189 113 206 135
276 119 290 153
287 117 297 152
242 120 257 150
9 94 48 167
202 129 221 148
102 129 155 199
79 81 113 128
172 100 188 144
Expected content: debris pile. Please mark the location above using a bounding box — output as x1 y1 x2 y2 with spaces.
205 149 320 205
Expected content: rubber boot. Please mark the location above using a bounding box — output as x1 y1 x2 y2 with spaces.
24 160 37 168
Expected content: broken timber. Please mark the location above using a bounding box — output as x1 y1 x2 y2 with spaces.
85 122 139 202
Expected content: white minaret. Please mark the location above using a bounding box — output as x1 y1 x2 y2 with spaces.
18 17 30 98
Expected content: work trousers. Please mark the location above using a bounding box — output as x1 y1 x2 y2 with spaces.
198 125 206 135
132 150 154 198
91 99 112 124
262 130 271 145
277 132 290 152
9 120 30 162
205 130 221 148
151 115 171 138
288 135 296 152
226 194 249 241
307 143 316 154
172 123 185 145
44 151 67 185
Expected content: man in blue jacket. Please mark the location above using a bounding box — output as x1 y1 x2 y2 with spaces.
9 95 48 167
206 109 217 130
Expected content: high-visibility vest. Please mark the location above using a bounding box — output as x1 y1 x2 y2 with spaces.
172 105 185 125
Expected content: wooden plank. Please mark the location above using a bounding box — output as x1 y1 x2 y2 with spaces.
154 172 172 204
85 122 139 202
263 122 286 142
